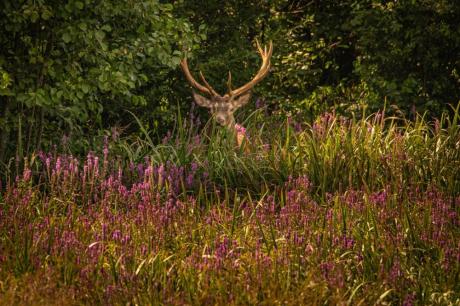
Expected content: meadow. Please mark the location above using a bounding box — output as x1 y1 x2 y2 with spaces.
0 108 459 305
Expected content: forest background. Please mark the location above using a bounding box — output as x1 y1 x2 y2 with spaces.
1 0 459 166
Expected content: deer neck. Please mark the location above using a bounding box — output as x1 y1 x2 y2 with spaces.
232 123 247 149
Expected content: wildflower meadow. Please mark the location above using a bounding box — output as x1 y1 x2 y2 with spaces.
2 1 460 304
1 108 459 305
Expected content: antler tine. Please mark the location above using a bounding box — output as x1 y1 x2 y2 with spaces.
180 58 220 97
256 39 264 55
199 71 220 97
252 42 272 80
230 40 273 97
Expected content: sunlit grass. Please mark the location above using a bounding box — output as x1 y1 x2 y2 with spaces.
0 107 459 305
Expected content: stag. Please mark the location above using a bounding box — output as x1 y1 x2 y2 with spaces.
180 40 273 148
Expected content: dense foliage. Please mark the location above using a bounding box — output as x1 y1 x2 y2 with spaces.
1 1 460 166
0 0 201 163
268 0 460 116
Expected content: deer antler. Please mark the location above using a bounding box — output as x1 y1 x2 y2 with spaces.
180 58 221 97
181 40 273 99
228 40 273 97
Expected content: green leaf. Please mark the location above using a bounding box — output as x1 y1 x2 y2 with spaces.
30 11 39 23
81 84 90 94
75 1 84 10
95 30 105 41
0 88 13 96
171 56 181 65
101 25 112 32
99 42 108 51
62 32 71 43
41 8 53 20
78 23 87 31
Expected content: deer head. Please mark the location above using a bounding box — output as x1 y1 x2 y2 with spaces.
181 40 273 128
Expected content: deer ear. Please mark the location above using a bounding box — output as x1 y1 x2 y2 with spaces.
193 92 212 108
231 92 251 110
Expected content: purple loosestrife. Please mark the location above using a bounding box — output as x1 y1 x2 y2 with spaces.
94 156 99 178
342 189 365 212
442 245 460 271
294 121 302 133
103 136 109 159
137 163 144 177
370 189 388 206
388 259 403 286
162 130 172 144
332 234 355 250
434 118 441 135
292 232 305 247
45 156 51 172
102 136 109 177
403 293 416 306
121 233 131 245
255 97 265 109
54 156 62 175
191 162 198 172
1 134 459 306
186 174 194 188
112 229 122 241
319 261 345 288
312 111 336 138
60 230 81 254
212 236 234 269
22 167 32 183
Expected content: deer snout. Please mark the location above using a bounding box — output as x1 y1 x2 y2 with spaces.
215 114 227 125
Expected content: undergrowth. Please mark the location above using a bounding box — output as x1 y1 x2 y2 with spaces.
0 106 459 305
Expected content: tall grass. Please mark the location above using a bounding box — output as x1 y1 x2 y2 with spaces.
0 107 459 304
119 106 460 199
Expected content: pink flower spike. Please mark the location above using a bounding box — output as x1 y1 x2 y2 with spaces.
234 124 246 135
